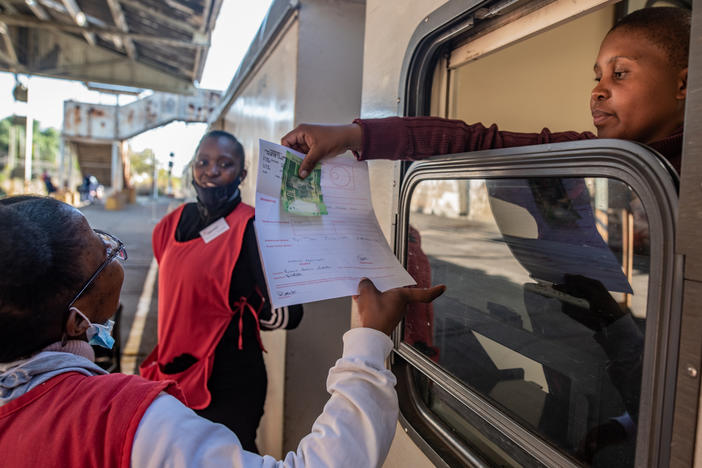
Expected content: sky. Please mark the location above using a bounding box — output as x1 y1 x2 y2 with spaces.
0 0 274 174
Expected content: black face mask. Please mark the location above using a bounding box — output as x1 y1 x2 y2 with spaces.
192 177 241 218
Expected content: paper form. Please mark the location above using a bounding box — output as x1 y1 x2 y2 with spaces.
255 139 416 308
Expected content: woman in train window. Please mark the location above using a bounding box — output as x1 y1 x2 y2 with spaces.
139 130 303 453
281 6 689 462
283 7 688 176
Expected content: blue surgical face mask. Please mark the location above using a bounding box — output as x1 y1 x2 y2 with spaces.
72 308 115 349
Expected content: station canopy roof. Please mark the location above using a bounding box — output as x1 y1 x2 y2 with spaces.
0 0 223 94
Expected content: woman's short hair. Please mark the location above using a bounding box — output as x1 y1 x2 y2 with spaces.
611 7 691 70
0 196 86 362
194 130 246 172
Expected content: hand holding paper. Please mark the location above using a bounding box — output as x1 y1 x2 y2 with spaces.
255 139 416 308
281 123 362 179
281 151 328 216
355 278 445 336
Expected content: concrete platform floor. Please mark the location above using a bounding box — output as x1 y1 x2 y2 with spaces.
80 196 177 374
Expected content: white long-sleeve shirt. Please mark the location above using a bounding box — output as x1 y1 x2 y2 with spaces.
131 328 398 467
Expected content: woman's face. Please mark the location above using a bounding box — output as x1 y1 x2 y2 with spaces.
590 29 686 143
192 136 246 187
70 212 124 325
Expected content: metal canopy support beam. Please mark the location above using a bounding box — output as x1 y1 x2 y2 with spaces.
24 96 32 187
0 13 209 47
0 0 219 93
2 29 196 93
25 0 50 20
106 0 136 59
164 0 200 20
33 0 116 49
118 0 198 34
0 0 17 13
58 137 66 187
0 21 17 64
191 0 212 80
59 0 95 45
0 48 12 64
110 140 123 191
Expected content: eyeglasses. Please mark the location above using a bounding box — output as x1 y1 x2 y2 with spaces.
66 229 127 310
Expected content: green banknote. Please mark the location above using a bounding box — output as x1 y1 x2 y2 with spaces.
281 151 328 216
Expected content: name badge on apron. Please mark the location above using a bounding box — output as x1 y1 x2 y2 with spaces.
200 217 230 243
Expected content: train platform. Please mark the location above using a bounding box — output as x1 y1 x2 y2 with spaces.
80 197 176 374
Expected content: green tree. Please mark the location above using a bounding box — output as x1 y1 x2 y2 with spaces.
129 148 155 176
36 127 60 162
157 167 181 190
0 117 10 156
0 116 61 162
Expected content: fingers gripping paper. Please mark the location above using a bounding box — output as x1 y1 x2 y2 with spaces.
281 151 328 216
255 140 415 308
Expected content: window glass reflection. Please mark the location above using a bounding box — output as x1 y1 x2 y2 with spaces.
404 177 648 467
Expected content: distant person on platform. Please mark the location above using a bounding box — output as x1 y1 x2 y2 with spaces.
41 170 57 195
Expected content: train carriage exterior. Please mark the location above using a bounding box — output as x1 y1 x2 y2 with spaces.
209 0 702 466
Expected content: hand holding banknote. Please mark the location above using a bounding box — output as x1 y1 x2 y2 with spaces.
281 123 362 179
281 151 328 216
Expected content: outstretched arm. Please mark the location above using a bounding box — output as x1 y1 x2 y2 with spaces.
132 279 444 468
282 117 595 179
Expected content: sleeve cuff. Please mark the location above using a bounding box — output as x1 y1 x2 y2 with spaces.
352 118 367 161
342 328 393 367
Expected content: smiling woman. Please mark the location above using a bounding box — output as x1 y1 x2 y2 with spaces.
193 130 246 190
139 129 304 453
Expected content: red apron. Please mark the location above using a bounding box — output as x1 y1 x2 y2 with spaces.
405 226 439 361
139 202 258 409
0 372 183 468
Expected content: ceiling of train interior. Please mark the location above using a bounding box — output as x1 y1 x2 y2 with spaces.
0 0 223 93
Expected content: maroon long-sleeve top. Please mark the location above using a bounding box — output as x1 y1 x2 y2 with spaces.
353 117 683 174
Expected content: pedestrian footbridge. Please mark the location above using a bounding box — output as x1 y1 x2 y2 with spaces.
59 88 220 200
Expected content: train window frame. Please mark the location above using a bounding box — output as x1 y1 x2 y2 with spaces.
392 141 680 467
390 2 683 466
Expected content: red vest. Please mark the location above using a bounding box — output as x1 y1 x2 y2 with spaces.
140 203 257 409
0 372 182 468
404 226 438 361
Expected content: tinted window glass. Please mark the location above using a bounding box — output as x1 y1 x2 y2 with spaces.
404 176 648 466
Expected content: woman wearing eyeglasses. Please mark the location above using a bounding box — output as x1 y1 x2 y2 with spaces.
0 196 126 364
0 195 445 467
138 131 304 453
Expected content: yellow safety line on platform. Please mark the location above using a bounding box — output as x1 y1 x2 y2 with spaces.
123 257 158 374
